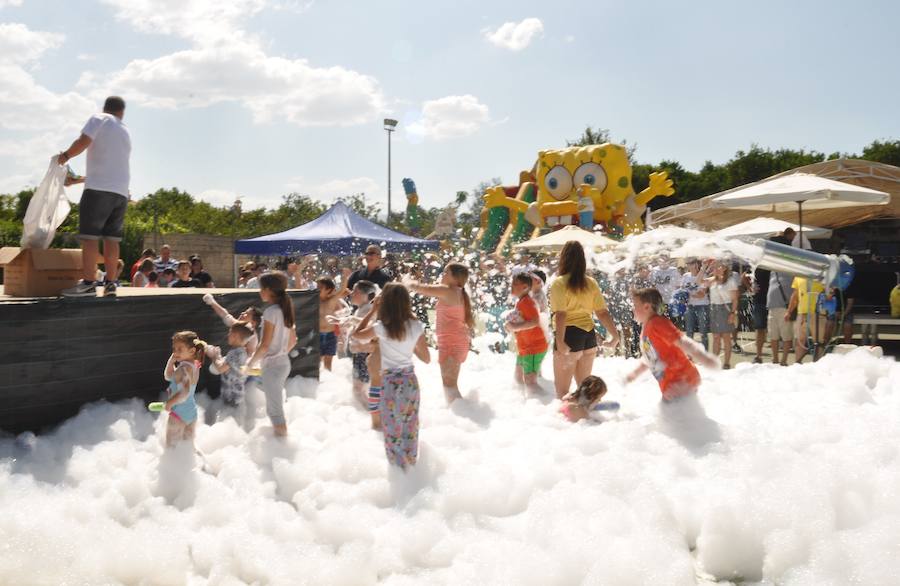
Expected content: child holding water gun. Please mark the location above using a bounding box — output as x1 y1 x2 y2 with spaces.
162 331 207 447
626 287 719 401
406 262 474 404
352 283 430 469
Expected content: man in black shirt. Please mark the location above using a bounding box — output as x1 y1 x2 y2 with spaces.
189 255 215 288
347 244 392 291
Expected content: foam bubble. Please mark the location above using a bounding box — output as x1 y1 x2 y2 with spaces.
1 348 899 583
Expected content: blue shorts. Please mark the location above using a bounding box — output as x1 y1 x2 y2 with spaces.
319 332 337 356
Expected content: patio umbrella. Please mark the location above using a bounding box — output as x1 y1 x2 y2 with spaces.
710 173 888 249
513 225 618 252
714 217 832 240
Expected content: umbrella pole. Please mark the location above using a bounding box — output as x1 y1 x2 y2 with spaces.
796 200 804 250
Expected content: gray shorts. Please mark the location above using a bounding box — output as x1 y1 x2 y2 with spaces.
79 189 127 241
710 304 735 334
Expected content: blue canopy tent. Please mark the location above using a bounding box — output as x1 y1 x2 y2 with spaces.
234 201 440 256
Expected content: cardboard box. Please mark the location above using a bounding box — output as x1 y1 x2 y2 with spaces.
0 247 83 297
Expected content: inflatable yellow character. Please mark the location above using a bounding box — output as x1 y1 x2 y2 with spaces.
483 143 674 235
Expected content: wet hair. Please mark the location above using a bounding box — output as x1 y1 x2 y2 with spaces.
513 273 534 288
148 271 158 283
353 279 378 301
260 272 295 328
532 269 547 284
558 241 588 292
103 96 125 114
377 283 416 341
632 287 664 315
445 262 475 329
316 277 336 291
563 375 607 409
139 258 154 272
172 330 207 363
229 322 254 342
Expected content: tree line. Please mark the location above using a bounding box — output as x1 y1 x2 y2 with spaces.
1 133 897 268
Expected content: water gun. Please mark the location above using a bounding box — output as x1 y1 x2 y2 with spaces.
148 402 166 412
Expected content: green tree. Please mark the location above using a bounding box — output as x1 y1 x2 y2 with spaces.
861 139 900 167
336 192 380 220
566 126 637 160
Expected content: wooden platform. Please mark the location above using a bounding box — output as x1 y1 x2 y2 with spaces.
0 285 319 434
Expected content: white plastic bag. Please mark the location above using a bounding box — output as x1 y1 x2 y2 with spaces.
20 156 71 249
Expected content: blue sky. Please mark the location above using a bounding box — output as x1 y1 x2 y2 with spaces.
2 0 898 214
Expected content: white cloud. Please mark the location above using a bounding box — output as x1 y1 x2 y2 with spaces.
86 39 385 127
0 23 94 173
100 0 266 44
0 22 63 64
0 0 25 8
87 2 385 127
483 17 544 51
406 95 490 141
564 35 576 43
284 176 379 203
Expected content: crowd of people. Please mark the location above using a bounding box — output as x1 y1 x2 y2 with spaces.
156 240 739 472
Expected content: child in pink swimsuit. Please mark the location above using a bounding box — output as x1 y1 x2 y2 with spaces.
407 262 474 404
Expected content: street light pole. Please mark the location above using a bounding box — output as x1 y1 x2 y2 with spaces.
384 118 398 224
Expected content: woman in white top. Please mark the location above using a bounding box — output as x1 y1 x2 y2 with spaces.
353 283 430 470
247 272 297 436
704 261 740 369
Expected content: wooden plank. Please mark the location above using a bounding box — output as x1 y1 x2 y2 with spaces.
0 289 319 434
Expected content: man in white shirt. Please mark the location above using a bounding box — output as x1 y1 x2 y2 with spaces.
59 96 132 297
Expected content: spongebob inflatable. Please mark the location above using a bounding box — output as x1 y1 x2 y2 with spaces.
482 143 674 238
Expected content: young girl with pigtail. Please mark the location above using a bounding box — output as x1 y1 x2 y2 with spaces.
246 272 297 437
163 331 207 447
406 262 474 404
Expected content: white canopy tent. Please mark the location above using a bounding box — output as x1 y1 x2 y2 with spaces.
714 217 832 240
711 173 889 248
513 225 618 252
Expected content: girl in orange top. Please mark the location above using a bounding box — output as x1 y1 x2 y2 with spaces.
626 287 719 401
407 262 474 404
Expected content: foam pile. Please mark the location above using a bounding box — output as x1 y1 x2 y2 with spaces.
1 347 898 584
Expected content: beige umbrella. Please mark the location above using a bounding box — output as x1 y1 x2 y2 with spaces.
714 217 831 240
513 225 618 252
711 173 888 248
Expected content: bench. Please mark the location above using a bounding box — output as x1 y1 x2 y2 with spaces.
854 314 900 345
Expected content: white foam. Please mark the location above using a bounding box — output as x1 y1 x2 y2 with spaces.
1 347 899 584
